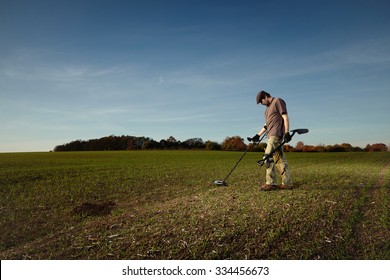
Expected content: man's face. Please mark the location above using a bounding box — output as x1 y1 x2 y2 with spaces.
260 97 270 106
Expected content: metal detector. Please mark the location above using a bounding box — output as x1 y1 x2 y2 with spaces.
256 128 309 167
213 133 266 186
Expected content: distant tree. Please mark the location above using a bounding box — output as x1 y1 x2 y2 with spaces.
352 146 364 152
62 140 84 151
327 144 347 152
303 145 318 152
183 138 205 149
295 141 304 152
205 140 221 150
248 142 266 152
314 144 326 152
367 143 388 152
127 138 135 150
159 139 168 149
53 134 388 152
165 136 180 149
284 144 294 152
167 136 177 143
142 139 160 150
222 136 246 151
341 143 353 152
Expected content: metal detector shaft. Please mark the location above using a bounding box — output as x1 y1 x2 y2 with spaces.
222 133 266 182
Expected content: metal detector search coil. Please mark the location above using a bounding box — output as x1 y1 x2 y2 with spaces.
214 180 227 186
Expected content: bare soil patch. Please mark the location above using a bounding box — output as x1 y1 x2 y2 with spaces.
72 201 116 217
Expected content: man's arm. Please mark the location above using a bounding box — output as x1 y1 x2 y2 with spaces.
282 114 290 133
258 124 267 136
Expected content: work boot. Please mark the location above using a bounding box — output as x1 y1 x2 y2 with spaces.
260 184 278 191
278 185 293 190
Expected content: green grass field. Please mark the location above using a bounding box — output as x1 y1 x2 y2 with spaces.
0 151 389 259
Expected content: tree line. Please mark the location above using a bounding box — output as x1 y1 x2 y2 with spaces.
53 135 388 152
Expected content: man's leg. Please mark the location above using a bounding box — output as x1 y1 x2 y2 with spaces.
273 141 293 187
264 136 277 186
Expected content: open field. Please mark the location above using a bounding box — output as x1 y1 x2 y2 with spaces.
0 151 389 259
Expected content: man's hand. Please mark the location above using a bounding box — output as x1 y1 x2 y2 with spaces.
284 132 292 143
247 134 260 142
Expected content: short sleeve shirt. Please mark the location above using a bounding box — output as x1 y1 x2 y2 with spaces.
265 97 288 137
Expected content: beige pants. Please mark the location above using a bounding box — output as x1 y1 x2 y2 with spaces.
264 136 293 186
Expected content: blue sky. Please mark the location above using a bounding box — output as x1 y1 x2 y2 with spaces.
1 0 390 152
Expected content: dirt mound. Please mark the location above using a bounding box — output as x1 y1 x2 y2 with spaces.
72 201 116 217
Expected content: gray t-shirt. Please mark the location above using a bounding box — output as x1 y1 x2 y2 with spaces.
265 97 288 137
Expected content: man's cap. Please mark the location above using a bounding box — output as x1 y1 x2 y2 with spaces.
256 90 270 104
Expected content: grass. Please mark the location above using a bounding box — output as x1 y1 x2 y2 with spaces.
0 151 389 259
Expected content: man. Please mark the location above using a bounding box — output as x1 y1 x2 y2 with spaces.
249 90 293 191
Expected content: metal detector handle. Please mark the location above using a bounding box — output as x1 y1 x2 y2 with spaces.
252 132 267 146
